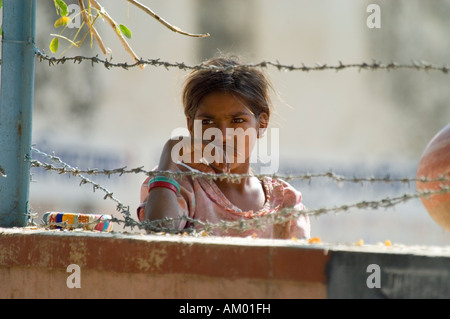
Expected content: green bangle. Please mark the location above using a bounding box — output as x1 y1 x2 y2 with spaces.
149 176 181 195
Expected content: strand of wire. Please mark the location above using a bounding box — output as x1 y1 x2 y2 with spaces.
31 49 450 73
30 155 450 185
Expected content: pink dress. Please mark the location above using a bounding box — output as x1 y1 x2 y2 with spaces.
137 164 310 239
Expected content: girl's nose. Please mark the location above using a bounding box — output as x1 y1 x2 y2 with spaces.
217 123 230 143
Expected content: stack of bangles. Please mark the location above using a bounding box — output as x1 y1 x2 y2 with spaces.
148 176 181 196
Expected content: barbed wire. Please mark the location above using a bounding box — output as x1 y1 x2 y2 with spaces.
30 147 135 227
30 155 450 185
40 182 450 235
29 49 450 73
123 184 450 235
29 147 450 235
1 48 448 73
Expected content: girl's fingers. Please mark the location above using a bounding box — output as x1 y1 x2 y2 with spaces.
171 136 237 173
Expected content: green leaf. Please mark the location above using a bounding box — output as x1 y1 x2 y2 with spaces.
54 16 70 28
50 38 59 53
119 24 132 39
54 0 68 17
0 0 3 11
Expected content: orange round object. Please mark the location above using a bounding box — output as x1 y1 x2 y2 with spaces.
416 123 450 232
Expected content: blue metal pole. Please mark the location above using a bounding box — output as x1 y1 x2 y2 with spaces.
0 0 37 227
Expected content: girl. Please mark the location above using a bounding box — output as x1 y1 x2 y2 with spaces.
137 56 310 239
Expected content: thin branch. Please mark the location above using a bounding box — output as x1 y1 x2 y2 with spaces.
50 33 82 48
90 0 144 70
127 0 210 38
78 0 107 55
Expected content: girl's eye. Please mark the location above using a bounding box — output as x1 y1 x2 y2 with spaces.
232 118 245 124
202 119 214 125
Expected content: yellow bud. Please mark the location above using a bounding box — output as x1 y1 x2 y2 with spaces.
355 239 364 246
308 237 321 244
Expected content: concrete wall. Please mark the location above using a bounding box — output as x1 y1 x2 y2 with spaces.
1 228 449 299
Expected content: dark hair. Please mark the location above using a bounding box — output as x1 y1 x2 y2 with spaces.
182 56 273 120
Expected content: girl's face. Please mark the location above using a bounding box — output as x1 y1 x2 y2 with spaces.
187 91 268 173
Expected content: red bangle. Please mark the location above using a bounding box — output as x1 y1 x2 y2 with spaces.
148 181 178 196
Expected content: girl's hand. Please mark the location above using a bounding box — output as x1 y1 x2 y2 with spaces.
146 137 231 229
159 136 231 174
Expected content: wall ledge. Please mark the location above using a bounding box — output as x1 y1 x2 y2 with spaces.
1 227 449 299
